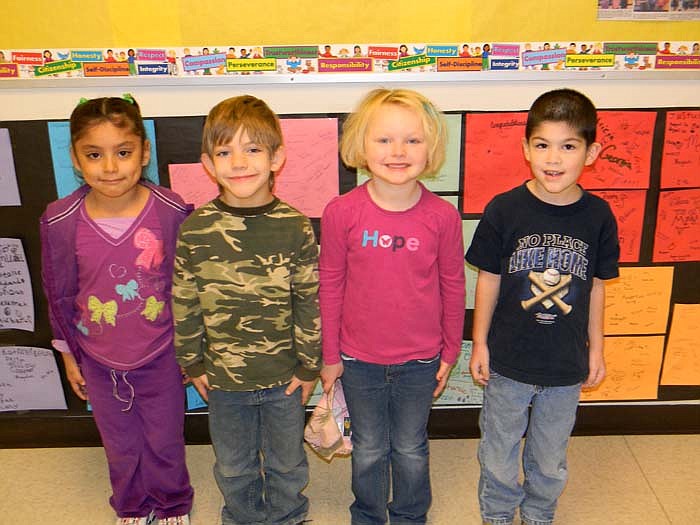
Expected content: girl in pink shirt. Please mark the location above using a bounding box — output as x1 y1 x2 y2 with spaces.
319 89 465 525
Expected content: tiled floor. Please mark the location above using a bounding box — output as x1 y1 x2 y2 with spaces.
1 435 697 524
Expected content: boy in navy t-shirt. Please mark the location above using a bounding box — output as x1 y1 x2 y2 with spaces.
466 88 620 525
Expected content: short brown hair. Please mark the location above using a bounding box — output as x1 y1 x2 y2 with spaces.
525 89 598 146
201 95 283 157
340 88 447 177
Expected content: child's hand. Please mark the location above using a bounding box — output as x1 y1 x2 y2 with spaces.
583 349 606 389
61 352 87 400
190 374 211 401
470 342 490 386
285 375 316 405
320 362 344 393
433 360 454 398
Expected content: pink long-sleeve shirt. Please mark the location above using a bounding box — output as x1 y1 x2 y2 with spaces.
320 183 466 366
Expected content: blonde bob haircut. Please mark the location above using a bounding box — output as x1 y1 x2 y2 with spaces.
340 88 447 177
201 95 283 158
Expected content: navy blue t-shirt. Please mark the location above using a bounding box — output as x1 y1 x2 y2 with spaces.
466 183 620 386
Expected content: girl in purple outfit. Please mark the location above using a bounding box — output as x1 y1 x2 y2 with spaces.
40 96 193 525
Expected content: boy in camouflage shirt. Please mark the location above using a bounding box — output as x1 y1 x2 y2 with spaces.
172 95 321 525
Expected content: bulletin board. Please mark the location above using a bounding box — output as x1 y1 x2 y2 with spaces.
0 73 698 447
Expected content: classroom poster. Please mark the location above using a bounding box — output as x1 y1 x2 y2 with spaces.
0 346 67 411
0 129 21 206
578 111 656 189
603 266 674 335
434 341 484 406
462 220 479 309
0 238 34 331
276 118 339 218
660 303 700 385
168 163 218 208
652 188 700 262
462 112 530 214
661 110 700 189
580 336 664 402
591 190 645 263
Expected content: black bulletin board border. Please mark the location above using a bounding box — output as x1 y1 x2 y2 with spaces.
1 107 698 448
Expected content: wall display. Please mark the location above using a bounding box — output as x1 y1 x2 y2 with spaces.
0 130 21 206
661 110 700 188
579 336 665 401
0 238 34 332
653 188 700 261
1 100 698 445
590 190 646 263
0 346 66 411
660 303 700 385
1 41 699 81
598 1 700 21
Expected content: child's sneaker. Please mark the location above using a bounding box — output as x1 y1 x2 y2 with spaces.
115 517 151 525
156 515 190 525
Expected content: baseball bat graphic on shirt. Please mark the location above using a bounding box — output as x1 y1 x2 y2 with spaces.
521 272 573 313
527 271 573 315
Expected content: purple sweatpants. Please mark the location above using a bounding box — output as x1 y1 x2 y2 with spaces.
80 348 194 519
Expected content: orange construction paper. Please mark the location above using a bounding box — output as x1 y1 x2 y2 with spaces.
604 266 674 335
661 110 700 189
591 190 646 263
580 336 664 401
660 304 700 386
579 111 657 190
462 112 530 214
653 188 700 262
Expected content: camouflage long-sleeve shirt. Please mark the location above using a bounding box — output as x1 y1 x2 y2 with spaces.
172 197 321 391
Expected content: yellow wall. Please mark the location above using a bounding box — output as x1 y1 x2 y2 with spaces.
2 0 698 48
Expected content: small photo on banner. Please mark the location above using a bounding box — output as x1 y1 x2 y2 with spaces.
661 110 700 189
653 188 700 262
578 111 656 190
276 118 339 218
462 112 530 214
48 120 160 198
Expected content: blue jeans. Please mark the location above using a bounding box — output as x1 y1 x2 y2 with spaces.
341 354 439 525
208 386 309 525
478 372 581 525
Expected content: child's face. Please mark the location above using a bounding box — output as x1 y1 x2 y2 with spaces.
364 104 429 190
201 128 285 208
522 121 600 205
70 121 149 201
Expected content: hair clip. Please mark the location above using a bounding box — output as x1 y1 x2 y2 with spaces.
77 97 89 106
121 93 135 105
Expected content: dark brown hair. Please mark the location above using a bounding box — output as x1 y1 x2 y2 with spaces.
69 96 147 147
525 89 597 145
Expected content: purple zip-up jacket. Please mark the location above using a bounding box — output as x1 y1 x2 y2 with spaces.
39 182 192 364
